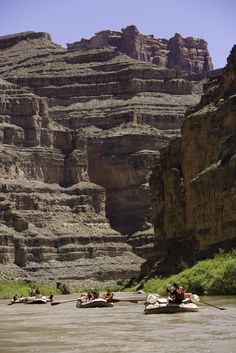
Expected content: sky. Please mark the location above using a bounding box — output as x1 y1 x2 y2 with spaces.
1 0 236 69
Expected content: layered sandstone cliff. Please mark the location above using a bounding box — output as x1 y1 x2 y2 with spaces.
149 46 236 275
0 76 142 287
0 28 212 285
68 25 213 78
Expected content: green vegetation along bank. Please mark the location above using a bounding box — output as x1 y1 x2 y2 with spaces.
0 280 61 299
127 250 236 296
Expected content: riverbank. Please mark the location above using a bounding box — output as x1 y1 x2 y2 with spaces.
0 278 122 299
1 249 236 298
125 249 236 296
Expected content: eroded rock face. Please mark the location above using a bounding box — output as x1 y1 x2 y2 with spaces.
0 31 51 49
0 28 206 285
0 77 143 286
87 124 177 234
149 46 236 276
68 25 213 78
0 180 142 287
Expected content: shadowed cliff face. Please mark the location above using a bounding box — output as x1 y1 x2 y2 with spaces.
0 28 210 285
149 46 236 276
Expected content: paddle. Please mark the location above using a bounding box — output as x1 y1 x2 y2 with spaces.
199 299 226 311
51 296 145 306
191 294 226 310
51 299 78 306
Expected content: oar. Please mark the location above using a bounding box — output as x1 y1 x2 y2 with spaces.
199 299 226 311
51 299 78 306
191 294 226 310
52 298 139 305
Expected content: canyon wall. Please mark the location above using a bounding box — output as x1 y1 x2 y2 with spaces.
149 46 236 275
68 25 213 78
0 27 212 286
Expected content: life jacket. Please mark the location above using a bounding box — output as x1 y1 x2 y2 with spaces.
176 288 185 300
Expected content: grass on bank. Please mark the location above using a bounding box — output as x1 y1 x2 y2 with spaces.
124 249 236 296
0 280 61 299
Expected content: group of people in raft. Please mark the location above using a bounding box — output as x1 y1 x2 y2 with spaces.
79 288 114 303
12 288 113 303
12 288 54 303
165 283 186 304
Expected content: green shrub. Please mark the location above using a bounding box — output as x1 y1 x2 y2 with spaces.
142 249 236 295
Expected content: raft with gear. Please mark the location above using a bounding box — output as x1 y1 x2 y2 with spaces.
9 295 52 305
144 294 199 314
76 298 114 308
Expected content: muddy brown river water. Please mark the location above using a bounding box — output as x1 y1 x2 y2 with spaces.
0 295 236 353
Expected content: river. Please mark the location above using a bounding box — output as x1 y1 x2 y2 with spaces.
0 295 236 353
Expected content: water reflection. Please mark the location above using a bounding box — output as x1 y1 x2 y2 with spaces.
0 296 236 353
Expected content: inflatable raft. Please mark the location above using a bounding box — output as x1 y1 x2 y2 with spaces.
144 302 198 314
76 298 114 308
144 294 198 314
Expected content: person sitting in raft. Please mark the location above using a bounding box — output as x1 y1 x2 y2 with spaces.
33 288 42 298
29 289 36 297
48 292 54 302
165 283 173 296
86 291 93 301
35 288 41 295
168 283 185 304
12 294 18 302
92 289 100 300
104 289 114 303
